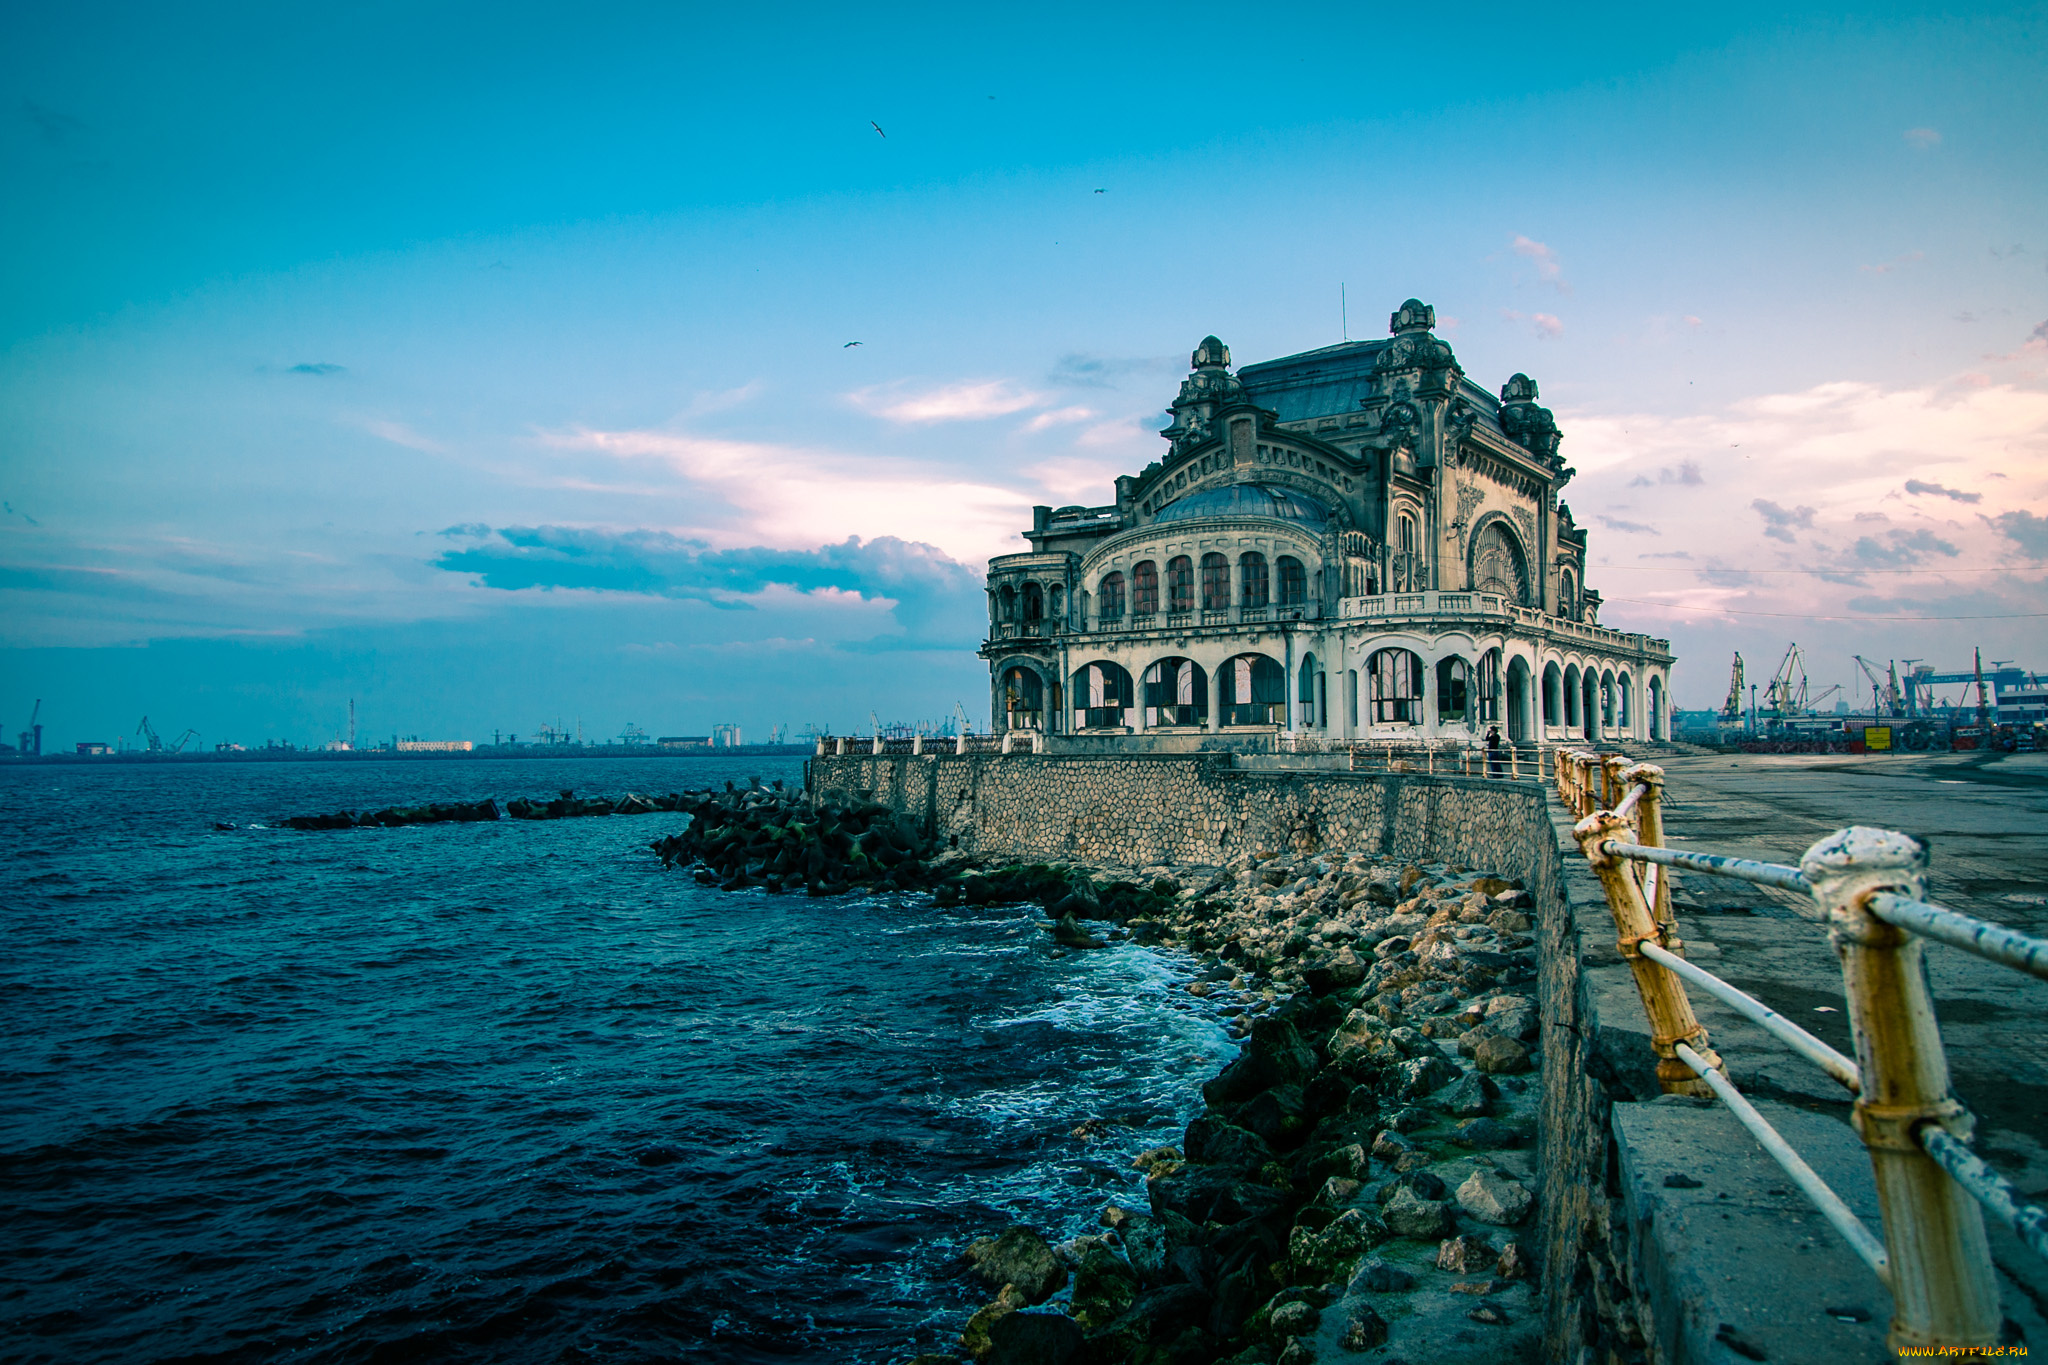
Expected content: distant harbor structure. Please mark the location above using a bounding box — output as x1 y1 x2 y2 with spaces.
979 299 1675 746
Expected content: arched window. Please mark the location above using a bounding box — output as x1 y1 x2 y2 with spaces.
1200 553 1230 610
1649 677 1664 739
1277 555 1306 606
1021 581 1043 621
1166 555 1194 613
1002 666 1044 729
1506 656 1532 741
1048 584 1064 625
1298 651 1322 728
1240 552 1270 608
1220 654 1285 726
998 584 1016 622
1098 571 1125 621
1564 664 1582 727
1477 649 1502 723
1470 522 1532 605
1600 671 1615 727
1560 567 1578 621
1617 672 1632 728
1132 561 1159 616
1581 669 1599 739
1394 514 1421 591
1142 657 1208 727
1072 661 1135 730
1368 648 1425 724
1542 663 1561 726
1437 656 1471 722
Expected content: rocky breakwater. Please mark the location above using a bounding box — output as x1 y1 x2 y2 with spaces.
277 789 691 831
927 855 1547 1365
648 782 958 895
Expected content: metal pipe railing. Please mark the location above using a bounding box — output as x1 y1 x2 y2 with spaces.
1639 940 1862 1093
1555 757 2047 1356
1674 1042 1893 1280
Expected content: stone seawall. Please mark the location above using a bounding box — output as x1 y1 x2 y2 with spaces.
806 753 1551 880
806 752 1926 1362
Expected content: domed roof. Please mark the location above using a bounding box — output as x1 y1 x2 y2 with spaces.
1191 335 1231 369
1152 483 1329 527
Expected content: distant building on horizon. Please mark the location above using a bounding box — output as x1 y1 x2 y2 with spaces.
396 739 474 752
658 735 711 750
978 298 1675 746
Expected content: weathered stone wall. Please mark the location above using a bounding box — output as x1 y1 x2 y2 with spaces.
806 753 1553 878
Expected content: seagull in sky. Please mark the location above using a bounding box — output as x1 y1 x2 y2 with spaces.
871 121 885 138
843 341 863 348
1094 188 1105 193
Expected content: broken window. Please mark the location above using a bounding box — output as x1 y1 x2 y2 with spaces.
1132 560 1159 616
1201 552 1230 609
1021 581 1043 621
1166 555 1194 613
1239 552 1269 608
1277 555 1306 606
1437 656 1471 722
1221 653 1285 726
1002 666 1044 729
1098 571 1125 621
1477 649 1502 722
1369 648 1425 724
1072 661 1135 730
1143 657 1208 727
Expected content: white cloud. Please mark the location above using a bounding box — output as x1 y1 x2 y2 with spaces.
549 427 1033 563
1903 127 1942 149
846 379 1044 424
1024 405 1097 431
1511 234 1569 293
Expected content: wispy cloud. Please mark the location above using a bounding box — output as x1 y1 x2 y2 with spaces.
1853 527 1959 566
289 362 346 375
1501 308 1564 339
1986 509 2048 556
1903 127 1942 149
1598 516 1657 534
1861 251 1925 276
847 379 1043 423
1025 406 1097 431
1628 460 1705 488
1903 478 1980 504
1752 499 1816 542
1510 235 1569 294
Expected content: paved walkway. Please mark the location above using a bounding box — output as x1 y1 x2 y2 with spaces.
1638 749 2047 1337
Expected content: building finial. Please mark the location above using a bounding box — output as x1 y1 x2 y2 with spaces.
1192 335 1231 369
1388 299 1435 334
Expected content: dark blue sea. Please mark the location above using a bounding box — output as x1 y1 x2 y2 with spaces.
1 757 1232 1364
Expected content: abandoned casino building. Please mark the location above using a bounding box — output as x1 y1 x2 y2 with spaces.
979 299 1675 748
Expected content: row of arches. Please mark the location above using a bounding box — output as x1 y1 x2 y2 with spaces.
994 580 1064 624
1099 551 1309 620
1003 647 1664 741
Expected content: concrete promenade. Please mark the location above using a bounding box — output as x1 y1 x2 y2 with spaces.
1644 749 2048 1343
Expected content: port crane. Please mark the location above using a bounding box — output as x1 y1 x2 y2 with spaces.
136 716 200 754
1852 656 1905 717
1762 644 1809 718
1718 654 1745 726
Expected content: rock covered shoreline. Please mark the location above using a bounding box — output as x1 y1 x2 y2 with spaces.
640 785 1546 1364
912 850 1546 1365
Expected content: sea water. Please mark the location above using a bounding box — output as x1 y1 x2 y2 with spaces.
1 757 1233 1363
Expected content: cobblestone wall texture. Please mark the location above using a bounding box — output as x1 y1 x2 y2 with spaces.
807 753 1554 876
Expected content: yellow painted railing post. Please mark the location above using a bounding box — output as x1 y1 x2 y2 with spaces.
1624 761 1675 937
1802 828 2000 1358
1574 810 1723 1096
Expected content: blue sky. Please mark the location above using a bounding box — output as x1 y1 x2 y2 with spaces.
4 3 2045 747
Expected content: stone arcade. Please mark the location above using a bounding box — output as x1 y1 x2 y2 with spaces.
980 299 1674 747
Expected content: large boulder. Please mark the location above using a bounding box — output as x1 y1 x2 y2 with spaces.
1286 1207 1386 1283
1203 1016 1319 1105
965 1228 1068 1304
986 1310 1082 1365
1382 1185 1458 1240
1301 947 1366 995
1456 1168 1534 1226
1069 1244 1138 1329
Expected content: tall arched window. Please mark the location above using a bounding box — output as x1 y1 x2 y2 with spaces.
1477 649 1502 723
1617 672 1632 728
1368 648 1425 724
1220 654 1285 725
998 584 1016 622
1166 555 1194 613
1470 522 1532 605
1142 657 1208 727
1200 553 1230 610
1298 651 1320 727
1564 664 1582 727
1542 662 1561 725
1437 656 1471 722
1048 584 1064 626
1021 581 1043 621
1240 552 1270 608
1560 567 1578 621
1002 666 1044 729
1098 571 1125 621
1072 661 1135 730
1277 556 1306 606
1394 514 1421 591
1132 560 1159 616
1649 677 1664 739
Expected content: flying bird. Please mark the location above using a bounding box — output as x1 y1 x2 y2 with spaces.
871 121 885 138
1094 188 1105 193
843 341 863 348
